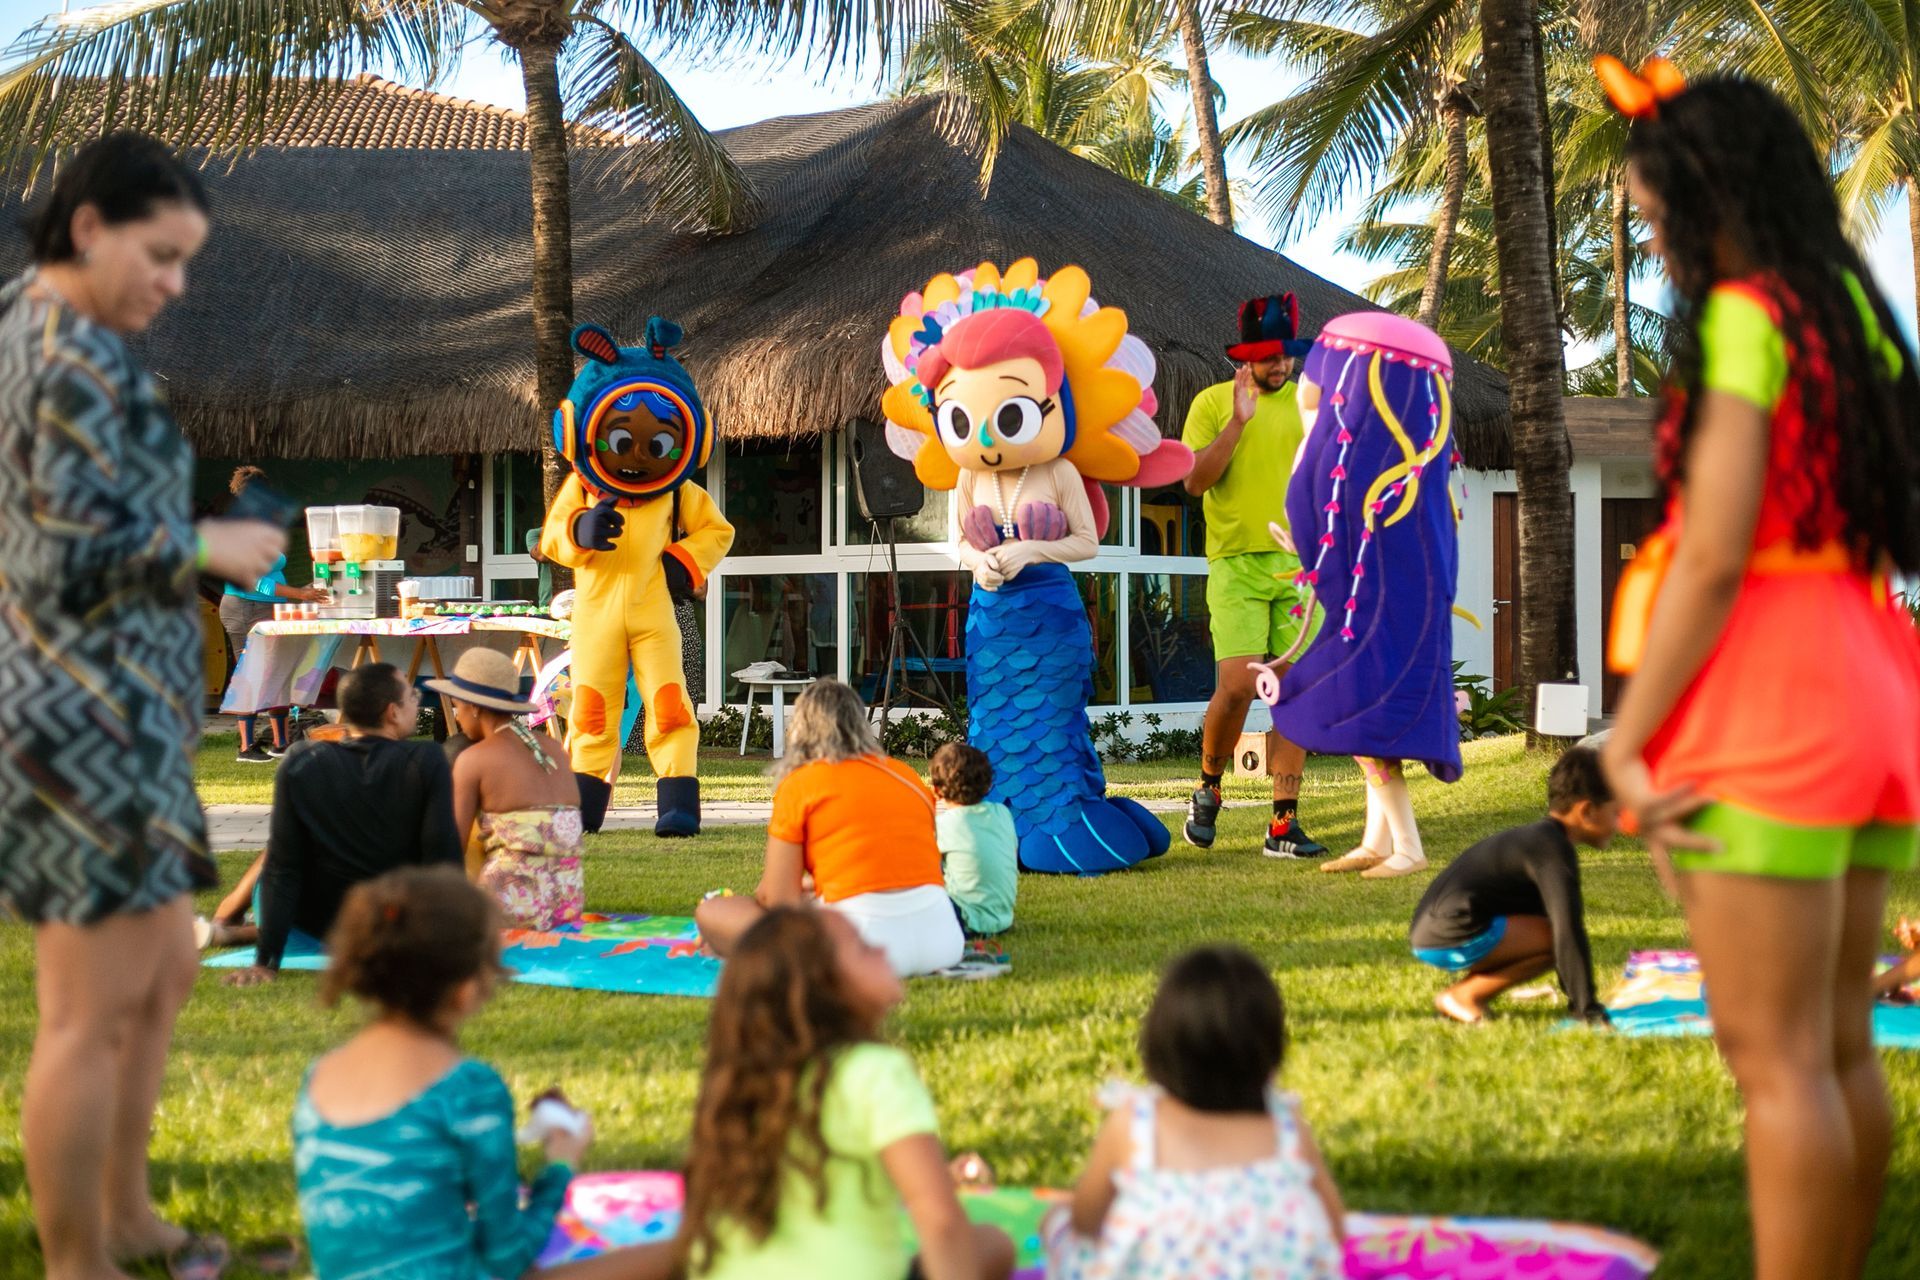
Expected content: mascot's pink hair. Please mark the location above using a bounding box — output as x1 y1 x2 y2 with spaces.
915 309 1064 395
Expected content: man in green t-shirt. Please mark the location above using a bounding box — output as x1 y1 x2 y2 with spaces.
1180 293 1326 860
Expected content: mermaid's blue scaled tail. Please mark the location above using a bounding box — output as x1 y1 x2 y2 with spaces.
966 564 1164 874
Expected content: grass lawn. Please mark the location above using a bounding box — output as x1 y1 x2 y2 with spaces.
2 736 1916 1277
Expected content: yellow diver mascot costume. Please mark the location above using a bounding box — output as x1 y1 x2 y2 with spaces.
541 318 733 836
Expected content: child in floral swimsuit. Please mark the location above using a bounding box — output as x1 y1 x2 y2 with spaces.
1046 946 1345 1279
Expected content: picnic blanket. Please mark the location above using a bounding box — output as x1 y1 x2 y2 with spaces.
534 1171 1658 1278
1608 950 1920 1048
205 912 719 998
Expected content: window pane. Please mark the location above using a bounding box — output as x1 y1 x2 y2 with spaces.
845 486 950 545
489 577 538 604
848 570 969 707
724 442 823 556
1078 571 1120 704
494 453 544 558
1129 572 1214 703
1138 483 1206 558
720 573 837 701
1097 485 1123 546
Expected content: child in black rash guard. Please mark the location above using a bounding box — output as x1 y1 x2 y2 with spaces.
1411 747 1620 1025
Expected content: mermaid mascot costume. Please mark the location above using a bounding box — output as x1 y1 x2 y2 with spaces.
880 259 1192 873
1253 313 1463 870
541 319 735 837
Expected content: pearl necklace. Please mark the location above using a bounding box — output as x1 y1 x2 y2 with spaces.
992 466 1031 540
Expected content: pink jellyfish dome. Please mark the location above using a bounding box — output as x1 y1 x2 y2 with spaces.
1316 312 1453 377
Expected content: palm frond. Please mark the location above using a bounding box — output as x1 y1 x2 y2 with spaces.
1221 0 1472 243
567 17 760 234
0 0 464 181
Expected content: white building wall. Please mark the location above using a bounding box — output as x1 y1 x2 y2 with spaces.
1454 457 1658 722
1451 471 1503 688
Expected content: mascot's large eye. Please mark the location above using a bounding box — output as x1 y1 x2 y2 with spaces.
648 431 676 459
935 400 974 446
605 427 634 455
991 396 1045 445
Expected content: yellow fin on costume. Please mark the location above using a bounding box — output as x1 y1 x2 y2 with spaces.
1452 606 1483 629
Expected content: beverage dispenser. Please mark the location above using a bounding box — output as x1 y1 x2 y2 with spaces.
307 506 345 613
333 505 403 619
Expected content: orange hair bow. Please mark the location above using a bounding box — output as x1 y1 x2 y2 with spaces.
1594 54 1687 118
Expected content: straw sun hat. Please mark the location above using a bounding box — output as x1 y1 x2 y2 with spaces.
426 648 535 715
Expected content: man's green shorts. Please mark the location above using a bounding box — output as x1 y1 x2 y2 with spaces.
1206 549 1318 660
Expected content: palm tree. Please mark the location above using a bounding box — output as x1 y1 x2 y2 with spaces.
1221 0 1479 322
0 0 926 500
1171 0 1234 225
899 0 1231 211
1481 0 1576 741
1340 173 1672 382
1786 2 1920 328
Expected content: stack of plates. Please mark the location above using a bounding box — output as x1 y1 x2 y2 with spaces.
410 576 476 601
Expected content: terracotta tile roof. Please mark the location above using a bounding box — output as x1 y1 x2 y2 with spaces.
246 74 622 150
51 73 623 151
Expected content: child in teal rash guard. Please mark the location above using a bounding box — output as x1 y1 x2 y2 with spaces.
931 743 1018 936
294 868 591 1280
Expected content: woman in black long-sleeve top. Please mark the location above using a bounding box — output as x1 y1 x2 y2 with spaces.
0 134 284 1277
1411 747 1621 1025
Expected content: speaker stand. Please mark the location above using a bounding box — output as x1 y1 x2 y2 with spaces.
872 517 955 738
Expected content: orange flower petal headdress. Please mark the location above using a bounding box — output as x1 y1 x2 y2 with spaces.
1594 54 1687 118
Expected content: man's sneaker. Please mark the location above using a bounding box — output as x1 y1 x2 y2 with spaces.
235 745 274 764
265 741 292 759
1183 786 1222 848
1263 816 1329 859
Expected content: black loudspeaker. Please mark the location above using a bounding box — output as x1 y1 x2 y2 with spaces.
849 418 925 521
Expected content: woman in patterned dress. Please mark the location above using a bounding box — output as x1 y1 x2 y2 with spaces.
0 134 284 1278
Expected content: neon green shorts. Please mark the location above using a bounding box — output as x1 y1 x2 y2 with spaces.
1671 801 1920 880
1206 549 1317 660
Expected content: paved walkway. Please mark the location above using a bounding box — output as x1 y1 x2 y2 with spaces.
204 796 1190 852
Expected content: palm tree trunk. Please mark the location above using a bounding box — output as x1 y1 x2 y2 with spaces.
1908 175 1920 341
1612 169 1633 395
1417 93 1471 329
520 39 576 509
1482 0 1576 747
1173 0 1232 228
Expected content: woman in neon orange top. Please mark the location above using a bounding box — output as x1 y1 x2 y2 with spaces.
694 681 963 976
1597 62 1920 1280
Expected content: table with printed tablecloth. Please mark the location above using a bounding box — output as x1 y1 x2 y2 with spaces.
220 617 572 716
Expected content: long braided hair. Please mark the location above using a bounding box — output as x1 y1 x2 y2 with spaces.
1626 76 1920 570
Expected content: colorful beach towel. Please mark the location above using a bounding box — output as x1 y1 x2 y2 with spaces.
1608 950 1920 1048
204 912 719 998
532 1172 1657 1278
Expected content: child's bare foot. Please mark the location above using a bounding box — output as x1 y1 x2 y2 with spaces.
1434 990 1484 1025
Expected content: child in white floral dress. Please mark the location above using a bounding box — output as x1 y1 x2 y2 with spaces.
1046 946 1345 1279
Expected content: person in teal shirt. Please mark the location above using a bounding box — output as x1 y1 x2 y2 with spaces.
931 744 1017 936
1179 295 1327 862
293 868 625 1280
221 469 329 762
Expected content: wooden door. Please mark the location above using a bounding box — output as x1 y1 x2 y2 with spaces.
1600 497 1665 711
1493 493 1520 691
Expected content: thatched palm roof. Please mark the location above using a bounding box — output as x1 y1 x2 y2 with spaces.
0 79 1511 465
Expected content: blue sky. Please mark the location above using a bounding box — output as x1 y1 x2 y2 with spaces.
4 0 1915 342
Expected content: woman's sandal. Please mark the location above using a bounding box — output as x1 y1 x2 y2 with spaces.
240 1236 302 1277
164 1233 231 1280
1434 991 1485 1026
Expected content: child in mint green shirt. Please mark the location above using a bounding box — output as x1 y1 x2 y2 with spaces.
932 744 1018 936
